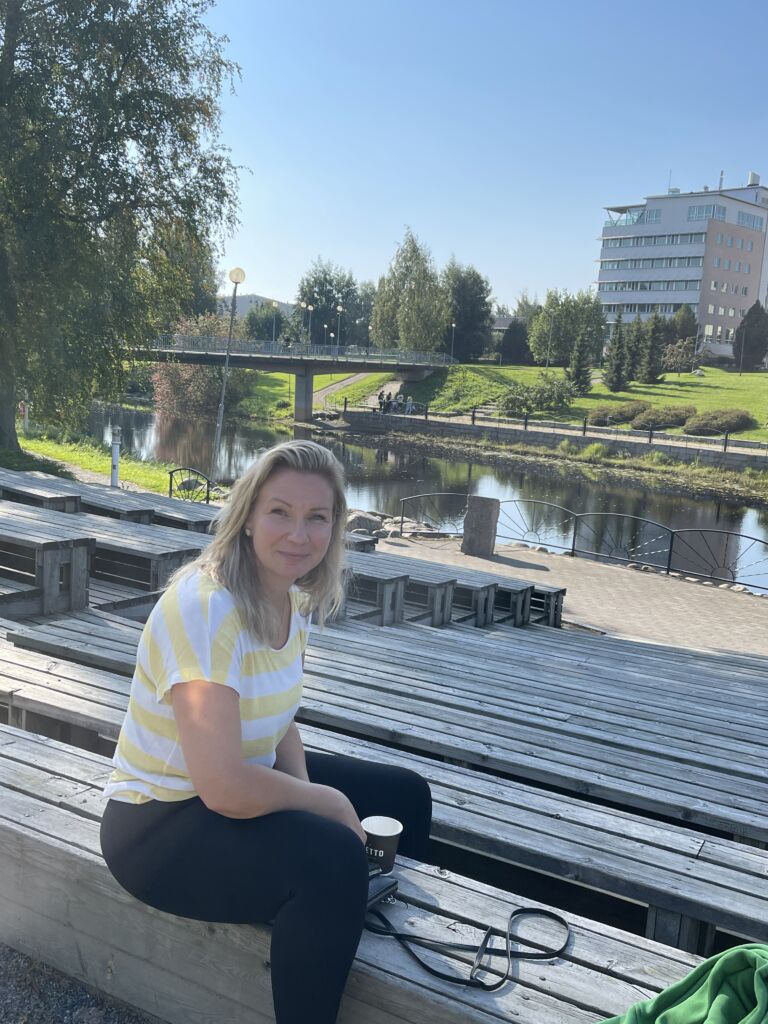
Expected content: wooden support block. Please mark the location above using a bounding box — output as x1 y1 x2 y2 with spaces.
646 905 713 956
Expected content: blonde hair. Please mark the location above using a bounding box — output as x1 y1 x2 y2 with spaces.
172 440 347 646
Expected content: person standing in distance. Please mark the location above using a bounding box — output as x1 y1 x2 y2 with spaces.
100 440 432 1024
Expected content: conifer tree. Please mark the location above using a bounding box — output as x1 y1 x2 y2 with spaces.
624 316 646 382
602 314 628 392
638 312 666 384
565 328 593 394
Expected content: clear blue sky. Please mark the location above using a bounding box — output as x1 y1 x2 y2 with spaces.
205 0 767 307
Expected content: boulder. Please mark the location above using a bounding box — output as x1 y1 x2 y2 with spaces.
347 511 383 533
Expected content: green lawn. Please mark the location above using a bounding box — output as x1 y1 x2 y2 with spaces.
401 365 768 440
235 371 356 418
18 437 176 493
326 372 397 409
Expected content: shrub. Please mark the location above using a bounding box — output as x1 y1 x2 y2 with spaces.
557 439 578 456
643 451 674 466
587 401 650 425
630 405 696 430
498 372 575 416
682 409 755 435
580 442 612 461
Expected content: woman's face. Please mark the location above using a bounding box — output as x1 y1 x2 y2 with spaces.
244 468 336 591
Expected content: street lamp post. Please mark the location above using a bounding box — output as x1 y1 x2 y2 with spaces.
271 300 279 345
307 304 314 345
211 267 245 479
450 321 456 361
336 305 343 347
300 301 307 342
323 323 328 345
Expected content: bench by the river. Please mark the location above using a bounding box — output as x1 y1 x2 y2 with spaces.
0 501 92 616
0 723 700 1024
3 619 768 953
21 469 220 532
3 503 209 591
0 467 82 513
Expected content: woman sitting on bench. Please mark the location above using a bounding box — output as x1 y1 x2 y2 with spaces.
100 439 432 1024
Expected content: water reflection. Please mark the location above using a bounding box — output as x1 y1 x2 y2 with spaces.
89 404 765 568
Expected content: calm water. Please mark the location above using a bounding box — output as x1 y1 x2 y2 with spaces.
89 405 768 589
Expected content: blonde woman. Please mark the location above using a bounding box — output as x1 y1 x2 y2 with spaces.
100 440 432 1024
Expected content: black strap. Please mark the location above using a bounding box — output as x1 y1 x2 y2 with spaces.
364 905 571 992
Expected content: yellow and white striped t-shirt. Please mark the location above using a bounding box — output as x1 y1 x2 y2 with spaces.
104 571 310 804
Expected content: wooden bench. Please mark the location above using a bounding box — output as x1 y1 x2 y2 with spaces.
21 471 155 522
23 469 219 532
345 531 378 552
0 721 701 1024
4 503 208 591
346 551 473 627
0 468 81 513
8 613 768 846
88 579 161 620
0 502 92 616
3 632 768 953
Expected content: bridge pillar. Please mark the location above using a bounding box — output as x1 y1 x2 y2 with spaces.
294 368 314 422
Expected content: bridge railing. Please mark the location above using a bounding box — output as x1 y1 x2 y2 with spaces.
151 335 454 366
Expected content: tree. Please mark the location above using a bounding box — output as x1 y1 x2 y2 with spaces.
527 289 605 367
441 258 493 362
152 313 250 416
498 372 575 416
638 312 666 384
245 303 284 342
662 337 696 377
565 328 593 395
733 301 768 371
602 314 628 392
370 229 448 351
513 292 541 327
0 0 237 450
290 258 360 347
669 305 697 345
624 316 646 381
498 319 532 364
494 302 512 317
528 291 568 366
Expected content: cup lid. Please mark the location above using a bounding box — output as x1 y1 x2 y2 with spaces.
361 815 403 836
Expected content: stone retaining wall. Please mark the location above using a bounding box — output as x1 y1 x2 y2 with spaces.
345 412 767 471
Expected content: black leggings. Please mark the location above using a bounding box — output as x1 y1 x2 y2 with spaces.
100 752 432 1024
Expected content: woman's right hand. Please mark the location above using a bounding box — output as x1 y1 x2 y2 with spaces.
311 784 367 844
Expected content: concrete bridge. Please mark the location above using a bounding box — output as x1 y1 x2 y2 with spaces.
136 334 452 420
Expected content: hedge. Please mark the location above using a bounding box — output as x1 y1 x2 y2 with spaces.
682 408 756 435
587 401 650 426
630 405 696 430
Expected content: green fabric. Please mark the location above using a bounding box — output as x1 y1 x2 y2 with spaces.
600 945 768 1024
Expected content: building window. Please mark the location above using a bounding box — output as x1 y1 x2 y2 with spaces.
711 280 717 290
726 328 734 341
742 286 749 296
727 235 733 246
721 282 728 292
737 211 764 231
645 209 661 223
718 306 725 315
729 308 735 317
715 232 723 244
716 325 723 340
704 324 714 338
737 238 743 249
707 304 715 314
688 204 726 221
744 263 751 274
747 240 754 251
740 308 746 317
735 261 741 272
724 258 731 269
713 256 720 268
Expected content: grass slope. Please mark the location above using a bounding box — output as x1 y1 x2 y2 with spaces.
18 438 175 494
404 365 768 440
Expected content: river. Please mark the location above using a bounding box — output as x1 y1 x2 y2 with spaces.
89 405 768 589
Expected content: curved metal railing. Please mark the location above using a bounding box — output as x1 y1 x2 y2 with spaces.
398 493 768 591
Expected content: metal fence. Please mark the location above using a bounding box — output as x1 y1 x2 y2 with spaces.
399 493 768 592
344 405 768 459
151 335 454 366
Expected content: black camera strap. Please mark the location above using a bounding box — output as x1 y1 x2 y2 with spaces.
365 904 571 992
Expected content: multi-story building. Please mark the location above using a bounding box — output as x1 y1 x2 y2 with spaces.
597 172 768 356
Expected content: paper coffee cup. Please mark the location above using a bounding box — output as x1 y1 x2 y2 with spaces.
361 815 403 875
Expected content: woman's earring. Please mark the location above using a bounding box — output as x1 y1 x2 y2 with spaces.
244 527 252 537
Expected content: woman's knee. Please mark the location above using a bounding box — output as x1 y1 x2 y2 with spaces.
295 817 369 902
